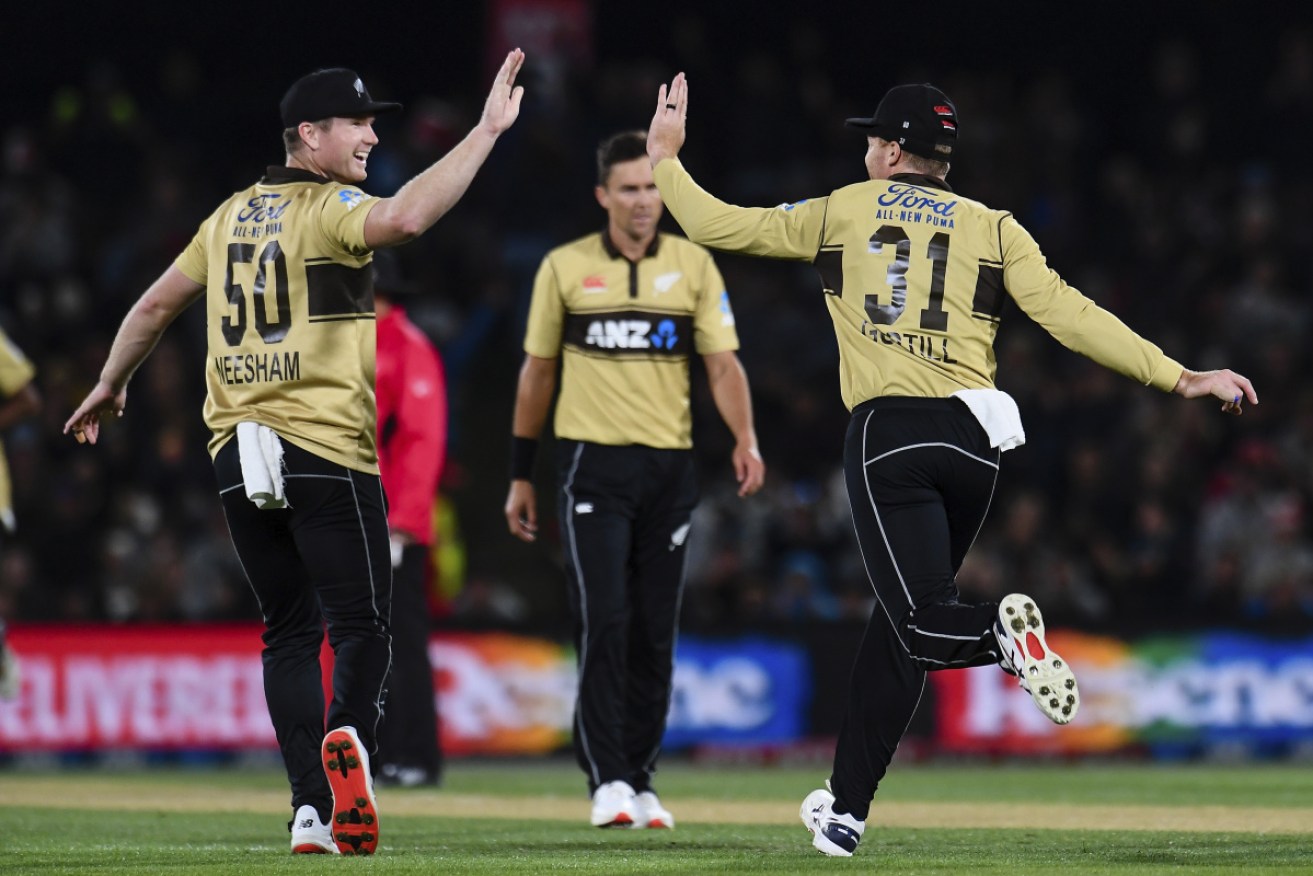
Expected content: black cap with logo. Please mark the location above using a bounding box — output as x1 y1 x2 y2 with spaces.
845 84 958 161
280 68 403 127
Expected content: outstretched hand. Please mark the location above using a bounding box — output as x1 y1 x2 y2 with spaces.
1174 368 1258 415
479 49 526 136
647 72 688 166
63 380 126 445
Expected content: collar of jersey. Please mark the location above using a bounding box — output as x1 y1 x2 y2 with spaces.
261 165 334 185
888 172 953 193
600 228 661 262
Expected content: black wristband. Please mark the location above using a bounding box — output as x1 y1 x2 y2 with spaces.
510 436 539 481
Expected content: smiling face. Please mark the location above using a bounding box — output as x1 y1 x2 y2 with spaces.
294 116 378 183
595 156 663 246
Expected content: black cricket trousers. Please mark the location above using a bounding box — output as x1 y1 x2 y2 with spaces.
556 439 698 795
377 543 442 778
832 397 1003 821
216 437 392 818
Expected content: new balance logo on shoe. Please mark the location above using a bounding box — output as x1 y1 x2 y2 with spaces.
800 787 865 858
298 819 314 829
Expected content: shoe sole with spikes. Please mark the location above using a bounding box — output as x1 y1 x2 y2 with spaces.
322 727 379 855
996 593 1080 724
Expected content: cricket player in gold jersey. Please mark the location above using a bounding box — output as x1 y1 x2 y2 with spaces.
64 51 527 856
504 131 765 830
647 74 1257 858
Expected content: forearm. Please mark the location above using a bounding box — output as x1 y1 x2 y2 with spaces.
705 353 758 448
366 128 500 247
512 357 557 440
101 296 189 390
653 159 817 259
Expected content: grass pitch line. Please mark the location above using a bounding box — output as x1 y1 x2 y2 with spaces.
9 778 1312 834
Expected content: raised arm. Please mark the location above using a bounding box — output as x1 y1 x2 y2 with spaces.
364 50 525 248
64 263 205 443
646 72 826 260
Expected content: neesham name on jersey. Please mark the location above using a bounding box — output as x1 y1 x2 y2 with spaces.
213 351 302 385
860 322 958 363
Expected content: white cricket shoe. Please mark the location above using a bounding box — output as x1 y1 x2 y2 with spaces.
800 786 864 857
590 780 637 828
289 804 338 854
993 593 1080 724
633 791 674 829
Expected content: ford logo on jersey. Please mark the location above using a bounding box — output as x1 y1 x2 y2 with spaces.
236 194 291 223
876 183 957 217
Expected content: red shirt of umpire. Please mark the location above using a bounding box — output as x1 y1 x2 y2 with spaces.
373 248 447 787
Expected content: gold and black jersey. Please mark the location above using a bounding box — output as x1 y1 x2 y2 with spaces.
524 231 739 449
0 327 35 532
176 166 381 473
655 159 1183 409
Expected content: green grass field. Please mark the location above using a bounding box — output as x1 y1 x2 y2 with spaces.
9 759 1313 874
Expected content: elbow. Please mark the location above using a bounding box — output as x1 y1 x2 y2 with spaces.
392 212 426 242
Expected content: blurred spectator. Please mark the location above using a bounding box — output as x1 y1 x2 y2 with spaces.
0 22 1310 638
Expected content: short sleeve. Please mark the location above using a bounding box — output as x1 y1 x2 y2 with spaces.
523 256 565 358
692 250 739 355
319 187 381 257
174 223 210 285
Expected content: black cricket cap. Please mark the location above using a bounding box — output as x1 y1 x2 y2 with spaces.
280 68 402 127
845 84 958 161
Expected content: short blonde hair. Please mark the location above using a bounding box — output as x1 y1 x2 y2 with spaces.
900 151 949 179
282 119 334 155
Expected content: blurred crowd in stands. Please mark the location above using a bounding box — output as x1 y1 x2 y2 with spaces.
1 17 1310 637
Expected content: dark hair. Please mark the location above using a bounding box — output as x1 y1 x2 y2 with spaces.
282 119 333 155
596 131 648 187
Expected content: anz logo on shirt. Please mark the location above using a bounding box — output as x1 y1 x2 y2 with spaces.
564 310 692 357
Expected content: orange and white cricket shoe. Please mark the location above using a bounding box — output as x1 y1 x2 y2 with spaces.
634 791 675 829
322 726 380 855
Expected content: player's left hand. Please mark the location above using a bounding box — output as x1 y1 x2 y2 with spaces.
63 380 126 445
647 72 688 166
732 443 766 498
1173 368 1258 415
480 48 526 136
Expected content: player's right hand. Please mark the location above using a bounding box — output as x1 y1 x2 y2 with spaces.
63 381 126 445
480 49 526 136
504 479 539 542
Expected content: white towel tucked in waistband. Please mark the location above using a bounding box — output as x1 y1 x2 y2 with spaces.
236 421 290 509
951 388 1026 452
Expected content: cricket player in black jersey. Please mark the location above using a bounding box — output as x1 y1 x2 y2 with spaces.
65 52 526 855
647 73 1257 858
